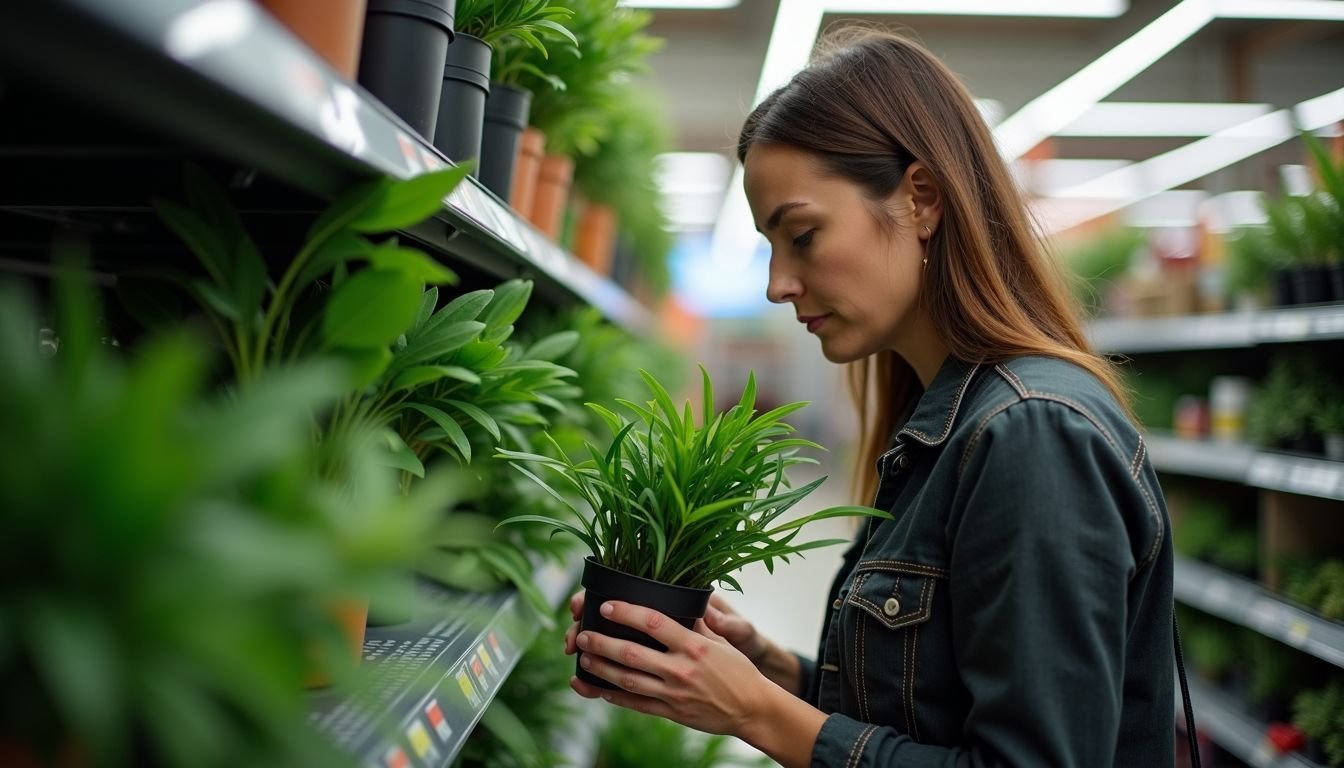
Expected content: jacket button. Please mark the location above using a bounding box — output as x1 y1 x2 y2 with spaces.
832 598 843 610
897 454 910 469
883 597 901 617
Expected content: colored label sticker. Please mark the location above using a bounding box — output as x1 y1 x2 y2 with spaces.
457 670 482 708
425 700 452 741
477 645 496 676
395 133 424 175
470 656 486 683
407 721 437 761
488 632 501 655
383 746 409 768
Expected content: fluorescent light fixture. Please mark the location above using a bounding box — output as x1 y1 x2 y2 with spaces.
1280 164 1315 196
994 0 1216 159
1020 159 1134 196
657 153 731 231
1215 0 1344 20
618 0 740 7
1044 86 1344 233
828 0 1126 16
1058 102 1274 137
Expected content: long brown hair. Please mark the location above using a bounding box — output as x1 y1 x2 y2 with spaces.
737 27 1130 504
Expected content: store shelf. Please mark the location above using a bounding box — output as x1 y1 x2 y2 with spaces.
1089 304 1344 354
1175 555 1344 669
1181 678 1323 768
309 558 580 768
0 0 651 335
1146 432 1344 501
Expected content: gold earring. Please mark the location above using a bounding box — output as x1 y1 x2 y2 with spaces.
922 225 932 238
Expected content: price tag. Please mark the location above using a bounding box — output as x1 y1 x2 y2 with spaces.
1287 619 1310 647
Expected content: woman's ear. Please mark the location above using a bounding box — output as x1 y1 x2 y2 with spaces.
906 162 943 237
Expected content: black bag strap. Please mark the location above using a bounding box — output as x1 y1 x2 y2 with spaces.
1173 614 1201 768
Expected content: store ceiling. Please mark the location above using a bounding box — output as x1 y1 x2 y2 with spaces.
632 0 1344 236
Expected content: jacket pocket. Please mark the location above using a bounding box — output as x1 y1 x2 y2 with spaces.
844 561 944 738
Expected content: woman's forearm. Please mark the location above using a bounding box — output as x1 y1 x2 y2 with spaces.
739 681 828 768
755 642 804 696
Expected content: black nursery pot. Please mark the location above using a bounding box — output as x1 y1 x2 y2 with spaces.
358 0 455 141
1271 268 1297 306
1291 265 1331 305
578 557 713 690
433 32 491 172
478 83 532 199
1328 263 1344 302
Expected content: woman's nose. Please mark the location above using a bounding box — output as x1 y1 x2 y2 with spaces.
766 261 801 304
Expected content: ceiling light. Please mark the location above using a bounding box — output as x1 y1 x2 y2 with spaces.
1122 190 1209 228
1215 0 1344 20
828 0 1127 16
618 0 740 7
1058 102 1274 137
994 0 1215 159
1203 191 1269 232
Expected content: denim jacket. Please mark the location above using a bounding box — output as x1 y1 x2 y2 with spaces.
800 356 1175 768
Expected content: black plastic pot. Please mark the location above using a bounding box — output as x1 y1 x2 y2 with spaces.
1291 265 1331 305
578 557 712 690
1328 263 1344 302
1271 268 1296 306
478 83 532 199
433 32 491 172
358 0 455 140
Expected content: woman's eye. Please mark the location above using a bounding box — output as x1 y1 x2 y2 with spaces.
792 230 814 249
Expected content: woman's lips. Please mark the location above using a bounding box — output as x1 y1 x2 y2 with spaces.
799 314 830 334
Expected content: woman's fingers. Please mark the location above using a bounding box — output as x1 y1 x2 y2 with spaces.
576 625 676 680
593 601 691 650
569 591 585 621
564 622 580 655
569 676 675 719
576 648 671 699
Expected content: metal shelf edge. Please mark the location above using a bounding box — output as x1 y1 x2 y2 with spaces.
1182 677 1323 768
1145 432 1344 502
1174 555 1344 669
1089 304 1344 354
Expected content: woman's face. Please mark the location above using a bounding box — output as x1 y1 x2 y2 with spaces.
743 143 933 364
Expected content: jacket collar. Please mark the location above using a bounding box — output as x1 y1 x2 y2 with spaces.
896 356 981 447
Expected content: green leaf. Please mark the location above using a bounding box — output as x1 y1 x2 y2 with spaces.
297 230 376 287
153 198 229 284
479 545 555 624
28 604 121 757
524 330 580 361
445 398 502 441
349 164 475 233
391 364 481 391
335 345 393 389
477 701 545 764
479 279 533 331
368 245 459 285
412 287 439 333
192 279 240 321
382 429 426 478
322 269 423 348
406 403 472 462
307 177 384 242
117 276 184 331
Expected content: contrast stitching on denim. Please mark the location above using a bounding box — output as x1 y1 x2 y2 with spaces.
846 725 879 768
902 619 916 738
957 398 1020 479
1136 480 1165 571
1130 438 1146 479
995 363 1029 398
899 363 981 445
857 604 869 722
855 560 948 578
908 578 933 741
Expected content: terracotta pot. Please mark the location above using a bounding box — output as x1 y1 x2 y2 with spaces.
306 597 369 688
528 153 573 241
510 127 546 217
260 0 368 79
574 201 618 275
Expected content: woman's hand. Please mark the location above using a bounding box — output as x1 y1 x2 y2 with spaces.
564 591 767 663
568 600 775 737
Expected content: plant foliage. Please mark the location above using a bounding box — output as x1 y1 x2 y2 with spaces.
497 367 888 590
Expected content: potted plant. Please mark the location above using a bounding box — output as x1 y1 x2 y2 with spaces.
358 0 456 140
516 0 662 239
0 276 449 767
1303 132 1344 301
1293 682 1344 767
435 1 575 174
1313 397 1344 461
496 366 888 688
261 0 368 79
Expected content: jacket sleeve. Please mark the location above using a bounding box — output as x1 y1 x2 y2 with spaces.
809 399 1148 767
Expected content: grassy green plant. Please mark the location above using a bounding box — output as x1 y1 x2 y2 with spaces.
1246 354 1327 447
1313 397 1344 437
496 367 888 590
1060 226 1144 316
0 276 450 767
519 0 663 158
1225 226 1278 300
1294 682 1344 766
1284 559 1344 620
451 0 577 88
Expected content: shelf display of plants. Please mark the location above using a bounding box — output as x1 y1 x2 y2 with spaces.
1282 557 1344 621
512 0 663 241
1246 353 1342 458
1294 681 1344 767
1224 134 1344 309
1173 497 1260 579
435 1 577 181
0 262 465 766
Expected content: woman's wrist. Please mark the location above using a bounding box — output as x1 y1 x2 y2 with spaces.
755 642 802 695
738 680 828 768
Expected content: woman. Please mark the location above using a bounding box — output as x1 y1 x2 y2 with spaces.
565 28 1185 767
